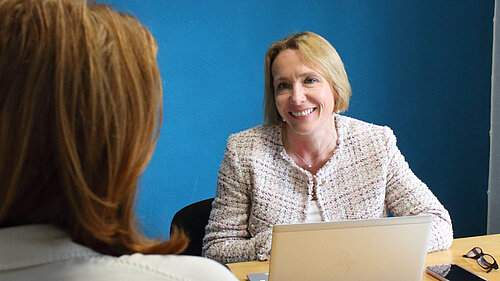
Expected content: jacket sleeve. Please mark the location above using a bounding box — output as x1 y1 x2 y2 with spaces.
202 135 272 263
383 127 454 252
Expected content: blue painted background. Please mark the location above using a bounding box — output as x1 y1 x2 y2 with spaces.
101 0 493 239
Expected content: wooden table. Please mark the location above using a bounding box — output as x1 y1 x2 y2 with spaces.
227 234 500 280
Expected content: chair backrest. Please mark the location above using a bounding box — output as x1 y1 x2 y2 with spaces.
170 198 214 256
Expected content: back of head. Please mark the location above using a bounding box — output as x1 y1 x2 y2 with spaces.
0 0 186 255
263 31 352 125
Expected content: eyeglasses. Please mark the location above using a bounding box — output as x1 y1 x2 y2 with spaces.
463 247 498 273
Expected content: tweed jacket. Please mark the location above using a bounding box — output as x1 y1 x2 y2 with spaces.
202 115 453 264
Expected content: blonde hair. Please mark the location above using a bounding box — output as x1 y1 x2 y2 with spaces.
0 0 187 256
263 31 352 125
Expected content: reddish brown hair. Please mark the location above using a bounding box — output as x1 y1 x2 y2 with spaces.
0 0 187 256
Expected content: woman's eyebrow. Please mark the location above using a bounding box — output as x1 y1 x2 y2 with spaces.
274 71 320 82
273 77 287 83
299 71 321 77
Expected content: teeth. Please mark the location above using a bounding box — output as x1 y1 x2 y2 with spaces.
291 108 314 117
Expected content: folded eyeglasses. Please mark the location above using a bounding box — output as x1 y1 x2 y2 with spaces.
463 247 498 273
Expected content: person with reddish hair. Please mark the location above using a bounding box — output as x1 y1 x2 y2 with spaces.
0 0 237 280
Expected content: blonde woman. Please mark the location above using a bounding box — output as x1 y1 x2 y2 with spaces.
0 0 237 280
203 31 453 263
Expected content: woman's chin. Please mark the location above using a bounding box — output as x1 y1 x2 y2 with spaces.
284 124 317 137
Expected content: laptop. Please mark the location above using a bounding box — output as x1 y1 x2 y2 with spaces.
247 215 432 281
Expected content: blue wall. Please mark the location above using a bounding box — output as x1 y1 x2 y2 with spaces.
102 0 493 239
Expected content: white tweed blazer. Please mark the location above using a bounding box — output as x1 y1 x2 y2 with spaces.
202 115 453 264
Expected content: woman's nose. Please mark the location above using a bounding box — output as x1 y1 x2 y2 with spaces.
290 84 306 104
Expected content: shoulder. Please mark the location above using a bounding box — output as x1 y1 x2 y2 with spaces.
337 115 388 134
111 254 238 281
335 115 398 156
336 115 395 142
225 124 281 152
52 254 237 281
227 124 279 143
0 225 237 281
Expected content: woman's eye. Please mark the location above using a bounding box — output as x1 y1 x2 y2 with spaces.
276 82 290 90
305 77 318 84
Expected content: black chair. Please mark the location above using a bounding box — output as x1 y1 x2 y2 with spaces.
170 198 214 256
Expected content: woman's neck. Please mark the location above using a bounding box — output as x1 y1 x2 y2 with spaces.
283 119 338 172
286 128 336 154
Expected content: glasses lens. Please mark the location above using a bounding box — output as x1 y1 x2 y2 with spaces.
466 247 483 258
478 254 496 267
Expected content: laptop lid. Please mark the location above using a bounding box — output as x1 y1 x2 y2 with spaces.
267 215 432 281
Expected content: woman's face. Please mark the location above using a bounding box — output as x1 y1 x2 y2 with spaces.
272 49 335 137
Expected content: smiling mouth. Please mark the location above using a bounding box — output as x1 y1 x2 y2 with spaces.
290 108 315 117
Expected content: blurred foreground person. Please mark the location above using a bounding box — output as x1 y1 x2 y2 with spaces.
0 0 237 280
